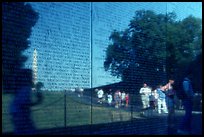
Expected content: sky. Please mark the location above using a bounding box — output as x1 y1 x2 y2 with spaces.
23 2 202 90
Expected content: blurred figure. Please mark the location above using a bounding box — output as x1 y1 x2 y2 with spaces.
164 79 175 110
177 75 194 135
107 92 113 106
139 83 151 115
76 87 83 97
121 91 126 106
102 93 106 103
149 89 158 110
114 90 120 108
10 69 43 134
125 93 129 107
79 88 84 97
156 85 168 114
97 89 104 104
118 90 122 107
164 79 176 128
2 2 40 135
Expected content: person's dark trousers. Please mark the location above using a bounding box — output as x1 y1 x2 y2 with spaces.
11 111 36 135
180 98 193 132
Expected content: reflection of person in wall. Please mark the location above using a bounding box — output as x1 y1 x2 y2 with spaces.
139 83 151 114
118 90 122 107
107 92 113 106
114 90 120 108
164 79 175 127
164 79 175 108
76 88 84 97
10 69 43 134
96 89 104 104
149 89 158 110
121 91 126 106
156 85 168 114
177 74 194 135
125 93 129 107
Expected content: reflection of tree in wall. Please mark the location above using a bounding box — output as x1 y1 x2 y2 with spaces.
166 15 202 71
2 2 39 93
104 10 202 93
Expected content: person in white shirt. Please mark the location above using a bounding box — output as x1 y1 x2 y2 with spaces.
121 91 126 106
97 89 104 104
107 92 113 106
118 90 122 107
139 83 151 109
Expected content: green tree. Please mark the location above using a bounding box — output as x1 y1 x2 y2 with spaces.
104 10 202 90
166 15 202 77
104 10 168 85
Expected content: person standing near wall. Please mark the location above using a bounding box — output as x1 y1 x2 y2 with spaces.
97 89 104 104
139 83 151 115
156 85 168 114
177 74 194 135
114 90 120 108
107 92 113 106
2 2 41 134
125 93 129 107
164 79 176 133
121 91 126 106
164 79 175 126
10 69 43 134
118 90 122 107
149 89 158 110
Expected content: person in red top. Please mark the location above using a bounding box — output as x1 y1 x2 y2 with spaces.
125 93 129 107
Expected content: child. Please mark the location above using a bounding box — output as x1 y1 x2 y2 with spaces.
156 85 168 114
125 93 129 107
107 92 113 106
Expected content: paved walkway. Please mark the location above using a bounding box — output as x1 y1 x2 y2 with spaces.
168 110 202 135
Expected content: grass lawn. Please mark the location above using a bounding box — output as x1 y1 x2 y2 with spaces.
2 91 133 133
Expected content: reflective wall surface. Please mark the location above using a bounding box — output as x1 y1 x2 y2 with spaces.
2 2 202 135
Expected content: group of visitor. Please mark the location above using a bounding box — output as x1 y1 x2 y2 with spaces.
139 79 175 115
95 88 129 108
